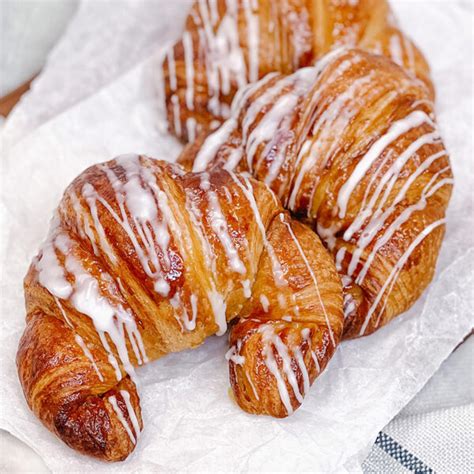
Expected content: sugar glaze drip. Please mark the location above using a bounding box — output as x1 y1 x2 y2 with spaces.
186 48 452 337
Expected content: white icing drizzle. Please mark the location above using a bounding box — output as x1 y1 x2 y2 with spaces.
120 390 141 441
343 132 443 277
280 215 336 347
170 292 198 332
293 346 310 396
208 290 227 336
273 333 304 405
227 338 260 401
341 275 352 287
166 0 261 133
169 294 184 330
54 295 74 327
359 218 446 335
260 294 269 312
36 217 73 299
54 295 105 382
200 172 211 191
354 165 452 284
166 47 177 91
69 191 99 256
241 77 288 149
290 293 300 317
242 279 252 298
246 370 260 400
301 328 320 373
289 47 352 136
335 247 346 272
81 183 118 266
316 222 340 252
38 233 120 380
337 110 434 218
232 70 278 117
92 155 172 296
190 294 198 330
191 48 348 196
184 186 228 335
193 73 283 172
186 117 197 141
108 394 136 445
228 172 287 287
74 335 105 382
252 92 299 183
222 185 233 203
259 324 308 415
60 238 145 382
260 326 293 414
195 0 247 115
343 293 356 320
334 131 449 290
251 66 335 190
206 187 246 274
287 72 373 210
242 0 259 82
225 339 245 365
193 118 238 172
185 190 213 271
183 31 195 111
38 157 203 384
171 94 182 136
343 132 441 243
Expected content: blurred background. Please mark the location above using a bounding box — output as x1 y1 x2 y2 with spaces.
0 0 78 117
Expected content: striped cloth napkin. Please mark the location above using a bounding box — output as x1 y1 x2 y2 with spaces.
362 337 473 473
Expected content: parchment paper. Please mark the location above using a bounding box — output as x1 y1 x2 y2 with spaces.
1 1 473 472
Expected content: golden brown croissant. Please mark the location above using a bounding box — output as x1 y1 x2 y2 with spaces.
179 48 453 339
17 155 343 461
161 0 432 142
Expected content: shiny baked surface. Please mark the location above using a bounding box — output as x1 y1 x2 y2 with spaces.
179 48 453 339
17 156 343 460
161 0 432 142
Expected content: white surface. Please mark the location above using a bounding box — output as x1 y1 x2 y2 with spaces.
0 1 473 473
399 335 473 417
0 0 78 97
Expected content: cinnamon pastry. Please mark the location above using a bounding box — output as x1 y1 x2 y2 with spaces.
179 48 453 339
17 155 343 461
161 0 432 142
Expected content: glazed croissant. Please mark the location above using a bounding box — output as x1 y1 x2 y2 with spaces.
161 0 432 142
17 155 343 461
179 48 453 339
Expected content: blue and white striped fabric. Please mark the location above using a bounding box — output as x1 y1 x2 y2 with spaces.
365 432 434 473
362 338 473 473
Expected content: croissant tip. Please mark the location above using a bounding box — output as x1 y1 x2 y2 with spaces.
53 395 134 462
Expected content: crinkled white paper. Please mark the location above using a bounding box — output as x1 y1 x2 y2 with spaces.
0 1 473 472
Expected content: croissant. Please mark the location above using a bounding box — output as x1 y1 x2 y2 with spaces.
179 48 453 339
160 0 432 142
17 155 344 461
